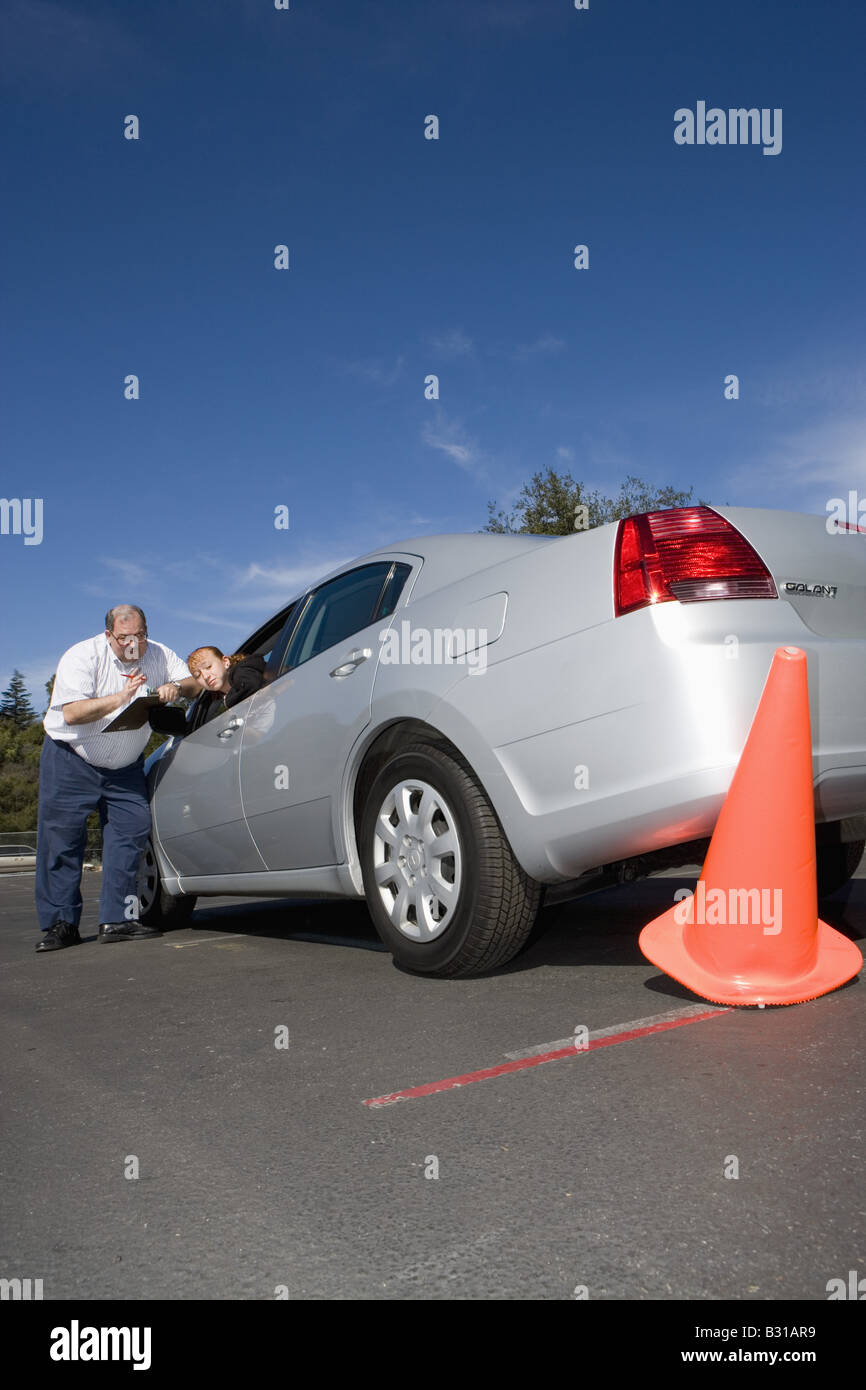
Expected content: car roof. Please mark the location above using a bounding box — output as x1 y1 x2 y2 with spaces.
319 531 557 599
239 532 561 650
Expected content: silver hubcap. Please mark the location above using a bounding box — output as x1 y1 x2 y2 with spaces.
372 778 462 941
136 841 159 915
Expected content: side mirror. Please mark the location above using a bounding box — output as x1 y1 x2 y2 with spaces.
148 705 189 737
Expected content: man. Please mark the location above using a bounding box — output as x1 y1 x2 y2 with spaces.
35 606 200 952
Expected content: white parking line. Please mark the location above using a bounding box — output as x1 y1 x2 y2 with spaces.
363 1003 729 1109
504 1002 727 1060
168 934 246 949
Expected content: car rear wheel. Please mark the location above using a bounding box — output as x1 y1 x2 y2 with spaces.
359 740 542 977
136 839 197 929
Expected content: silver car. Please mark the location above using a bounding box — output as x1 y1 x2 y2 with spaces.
0 844 38 873
139 505 866 977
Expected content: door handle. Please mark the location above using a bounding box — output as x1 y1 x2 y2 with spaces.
329 648 372 678
217 717 244 740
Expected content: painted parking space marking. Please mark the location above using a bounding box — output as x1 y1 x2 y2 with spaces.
362 1003 730 1109
503 1002 725 1059
168 934 246 949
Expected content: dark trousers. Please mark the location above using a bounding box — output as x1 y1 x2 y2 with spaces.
35 736 151 931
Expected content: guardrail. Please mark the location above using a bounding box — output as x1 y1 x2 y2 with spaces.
0 829 102 867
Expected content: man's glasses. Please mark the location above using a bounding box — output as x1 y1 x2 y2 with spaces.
110 631 148 655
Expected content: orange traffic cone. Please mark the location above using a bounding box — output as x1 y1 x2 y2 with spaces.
639 646 863 1005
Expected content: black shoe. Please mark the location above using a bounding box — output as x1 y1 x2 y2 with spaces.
98 921 162 942
36 922 82 952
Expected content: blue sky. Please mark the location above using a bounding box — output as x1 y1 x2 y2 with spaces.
2 0 865 707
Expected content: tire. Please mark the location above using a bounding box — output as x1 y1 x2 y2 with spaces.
359 740 542 978
136 838 197 930
816 827 865 898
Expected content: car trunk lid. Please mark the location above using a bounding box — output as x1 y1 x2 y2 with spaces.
714 506 866 638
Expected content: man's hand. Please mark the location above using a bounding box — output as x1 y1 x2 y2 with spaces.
155 681 181 704
120 670 148 705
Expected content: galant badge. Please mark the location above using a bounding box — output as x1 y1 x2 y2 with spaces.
781 581 838 598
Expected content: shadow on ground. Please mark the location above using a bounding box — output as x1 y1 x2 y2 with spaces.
173 875 866 991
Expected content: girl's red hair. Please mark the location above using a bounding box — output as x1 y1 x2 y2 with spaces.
186 645 248 672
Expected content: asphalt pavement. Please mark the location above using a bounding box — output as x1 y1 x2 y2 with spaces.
1 864 864 1301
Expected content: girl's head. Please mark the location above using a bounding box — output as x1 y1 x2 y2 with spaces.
186 646 234 694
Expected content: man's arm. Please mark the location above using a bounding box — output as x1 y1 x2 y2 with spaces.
152 675 199 703
63 671 147 725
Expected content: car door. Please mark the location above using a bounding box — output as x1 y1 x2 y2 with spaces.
239 560 412 871
150 605 300 879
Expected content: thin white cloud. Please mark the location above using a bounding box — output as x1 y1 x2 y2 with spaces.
173 611 252 633
421 413 487 480
164 553 224 580
509 333 567 363
429 329 474 359
99 558 152 588
573 431 637 488
342 355 405 387
729 416 866 506
225 554 358 611
235 557 352 590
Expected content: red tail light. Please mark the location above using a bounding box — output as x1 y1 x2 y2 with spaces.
614 506 777 616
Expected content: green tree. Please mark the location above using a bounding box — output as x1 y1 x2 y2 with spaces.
484 468 703 536
0 677 171 849
0 720 44 830
0 670 37 727
44 672 56 711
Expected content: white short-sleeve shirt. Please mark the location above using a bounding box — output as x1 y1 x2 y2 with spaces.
44 633 190 769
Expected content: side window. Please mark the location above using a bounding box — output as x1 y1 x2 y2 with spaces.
282 563 393 672
373 562 412 622
187 603 299 731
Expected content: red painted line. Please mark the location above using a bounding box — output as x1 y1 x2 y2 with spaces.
363 1008 728 1108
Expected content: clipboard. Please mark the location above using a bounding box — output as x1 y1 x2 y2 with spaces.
104 693 164 732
